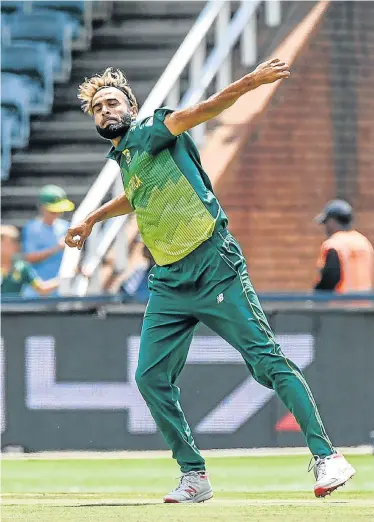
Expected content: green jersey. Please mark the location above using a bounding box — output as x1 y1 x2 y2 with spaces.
1 258 38 295
107 108 228 266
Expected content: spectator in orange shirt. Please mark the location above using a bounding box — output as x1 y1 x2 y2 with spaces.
314 200 374 293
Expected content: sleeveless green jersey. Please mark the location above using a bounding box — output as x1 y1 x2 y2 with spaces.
106 108 228 266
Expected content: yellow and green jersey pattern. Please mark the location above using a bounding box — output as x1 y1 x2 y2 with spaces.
106 108 227 266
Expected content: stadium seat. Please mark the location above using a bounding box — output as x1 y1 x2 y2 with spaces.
1 14 12 45
30 1 92 49
7 12 73 82
1 72 30 148
1 114 13 180
1 43 54 115
0 0 27 15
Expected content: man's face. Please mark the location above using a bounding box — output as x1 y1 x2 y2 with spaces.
1 236 19 259
324 217 339 238
92 87 134 140
41 207 63 223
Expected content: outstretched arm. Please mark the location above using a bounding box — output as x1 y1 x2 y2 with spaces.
164 58 290 136
32 278 60 295
65 192 133 250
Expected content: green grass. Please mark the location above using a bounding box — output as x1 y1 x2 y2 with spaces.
2 454 374 521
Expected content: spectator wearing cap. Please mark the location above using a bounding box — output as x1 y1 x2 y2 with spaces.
314 199 374 293
22 185 75 296
1 225 59 296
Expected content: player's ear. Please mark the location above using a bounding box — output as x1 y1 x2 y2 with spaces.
130 106 137 120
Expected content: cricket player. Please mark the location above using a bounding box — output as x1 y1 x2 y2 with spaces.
65 60 355 502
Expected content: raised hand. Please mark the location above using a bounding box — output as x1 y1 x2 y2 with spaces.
252 58 290 85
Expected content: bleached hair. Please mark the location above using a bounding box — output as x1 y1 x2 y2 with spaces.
78 67 138 115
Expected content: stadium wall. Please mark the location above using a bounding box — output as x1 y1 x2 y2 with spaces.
2 309 373 452
205 1 374 292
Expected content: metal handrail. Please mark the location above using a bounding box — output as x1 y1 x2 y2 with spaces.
137 0 223 120
181 0 262 108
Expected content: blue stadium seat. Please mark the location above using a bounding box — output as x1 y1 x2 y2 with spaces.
7 12 73 82
1 72 30 148
1 14 12 45
30 1 91 49
1 43 54 115
1 114 13 180
1 0 27 15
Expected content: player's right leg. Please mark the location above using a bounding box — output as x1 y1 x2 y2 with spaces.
135 285 213 503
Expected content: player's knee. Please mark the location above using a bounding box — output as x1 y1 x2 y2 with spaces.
135 366 161 396
252 368 273 389
135 367 149 394
251 354 279 388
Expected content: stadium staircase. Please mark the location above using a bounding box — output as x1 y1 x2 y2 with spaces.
1 1 206 227
2 0 311 230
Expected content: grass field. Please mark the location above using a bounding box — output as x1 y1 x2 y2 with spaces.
2 453 373 521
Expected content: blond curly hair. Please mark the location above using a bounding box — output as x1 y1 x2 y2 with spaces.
78 67 138 115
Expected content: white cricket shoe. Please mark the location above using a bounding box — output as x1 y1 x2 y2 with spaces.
311 453 356 498
163 471 213 503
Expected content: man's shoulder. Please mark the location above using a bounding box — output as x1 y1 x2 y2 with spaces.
320 237 338 253
135 107 175 133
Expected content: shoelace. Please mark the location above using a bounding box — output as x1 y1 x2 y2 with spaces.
308 456 327 480
173 471 202 492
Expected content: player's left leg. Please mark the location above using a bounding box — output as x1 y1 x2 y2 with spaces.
196 230 355 497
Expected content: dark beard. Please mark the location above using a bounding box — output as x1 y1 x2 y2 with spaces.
96 113 132 140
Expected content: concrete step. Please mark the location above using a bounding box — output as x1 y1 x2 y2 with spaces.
113 1 206 18
1 210 47 228
29 122 105 146
11 150 108 176
3 174 97 189
71 49 174 81
1 187 87 221
2 184 87 199
92 19 199 49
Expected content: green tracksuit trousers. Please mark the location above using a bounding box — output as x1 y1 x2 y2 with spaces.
135 229 334 472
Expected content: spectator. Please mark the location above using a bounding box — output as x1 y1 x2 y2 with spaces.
314 199 374 292
112 238 154 303
100 248 118 292
22 185 75 296
1 225 59 296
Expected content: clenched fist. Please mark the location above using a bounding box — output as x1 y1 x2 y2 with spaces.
65 221 93 250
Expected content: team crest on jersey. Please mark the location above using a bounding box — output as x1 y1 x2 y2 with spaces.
122 149 132 165
125 174 143 202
